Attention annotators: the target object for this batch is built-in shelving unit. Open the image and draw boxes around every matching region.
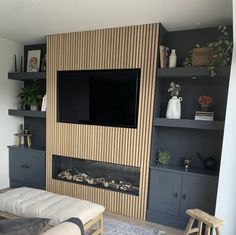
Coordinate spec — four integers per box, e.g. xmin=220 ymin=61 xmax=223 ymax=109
xmin=147 ymin=24 xmax=232 ymax=229
xmin=8 ymin=72 xmax=46 ymax=81
xmin=150 ymin=165 xmax=218 ymax=177
xmin=8 ymin=43 xmax=46 ymax=190
xmin=8 ymin=145 xmax=46 ymax=153
xmin=157 ymin=66 xmax=230 ymax=78
xmin=8 ymin=109 xmax=46 ymax=118
xmin=154 ymin=118 xmax=224 ymax=131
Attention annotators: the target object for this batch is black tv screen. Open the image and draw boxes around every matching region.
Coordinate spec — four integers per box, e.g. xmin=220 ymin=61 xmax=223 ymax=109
xmin=57 ymin=69 xmax=140 ymax=128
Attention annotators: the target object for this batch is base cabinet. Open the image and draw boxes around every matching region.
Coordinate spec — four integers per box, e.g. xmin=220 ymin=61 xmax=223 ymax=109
xmin=147 ymin=167 xmax=218 ymax=229
xmin=9 ymin=146 xmax=45 ymax=189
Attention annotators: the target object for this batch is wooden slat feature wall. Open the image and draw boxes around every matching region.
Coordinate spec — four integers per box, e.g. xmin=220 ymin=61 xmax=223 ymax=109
xmin=46 ymin=23 xmax=159 ymax=220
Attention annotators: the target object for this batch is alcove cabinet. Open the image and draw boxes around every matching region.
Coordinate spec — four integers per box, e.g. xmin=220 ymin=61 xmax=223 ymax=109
xmin=8 ymin=44 xmax=46 ymax=189
xmin=147 ymin=24 xmax=232 ymax=229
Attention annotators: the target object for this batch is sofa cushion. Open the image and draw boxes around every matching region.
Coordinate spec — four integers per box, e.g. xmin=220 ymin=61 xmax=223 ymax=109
xmin=42 ymin=221 xmax=81 ymax=235
xmin=0 ymin=217 xmax=50 ymax=235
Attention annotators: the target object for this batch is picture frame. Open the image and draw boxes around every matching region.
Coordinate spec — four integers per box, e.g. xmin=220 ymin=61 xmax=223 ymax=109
xmin=26 ymin=49 xmax=41 ymax=72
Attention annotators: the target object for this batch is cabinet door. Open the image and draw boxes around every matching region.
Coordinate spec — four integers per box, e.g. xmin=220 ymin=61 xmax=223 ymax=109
xmin=24 ymin=151 xmax=45 ymax=186
xmin=180 ymin=175 xmax=218 ymax=218
xmin=9 ymin=149 xmax=27 ymax=180
xmin=9 ymin=148 xmax=45 ymax=188
xmin=148 ymin=170 xmax=182 ymax=216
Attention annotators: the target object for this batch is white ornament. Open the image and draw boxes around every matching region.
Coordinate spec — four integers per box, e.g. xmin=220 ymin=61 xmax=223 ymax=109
xmin=169 ymin=49 xmax=177 ymax=68
xmin=166 ymin=96 xmax=183 ymax=119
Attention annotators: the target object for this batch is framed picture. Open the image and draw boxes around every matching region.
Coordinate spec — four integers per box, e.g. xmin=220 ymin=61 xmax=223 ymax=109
xmin=26 ymin=49 xmax=41 ymax=72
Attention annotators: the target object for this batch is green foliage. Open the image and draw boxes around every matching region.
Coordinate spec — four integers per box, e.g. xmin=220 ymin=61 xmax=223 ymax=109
xmin=156 ymin=151 xmax=171 ymax=165
xmin=183 ymin=26 xmax=233 ymax=77
xmin=18 ymin=82 xmax=43 ymax=109
xmin=182 ymin=44 xmax=200 ymax=68
xmin=207 ymin=26 xmax=233 ymax=77
xmin=168 ymin=82 xmax=181 ymax=97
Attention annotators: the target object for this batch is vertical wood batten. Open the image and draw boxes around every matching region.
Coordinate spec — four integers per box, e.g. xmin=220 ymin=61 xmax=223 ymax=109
xmin=46 ymin=24 xmax=159 ymax=220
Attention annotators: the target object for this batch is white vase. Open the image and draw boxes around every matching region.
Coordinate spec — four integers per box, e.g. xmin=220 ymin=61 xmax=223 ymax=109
xmin=169 ymin=49 xmax=177 ymax=68
xmin=166 ymin=96 xmax=183 ymax=119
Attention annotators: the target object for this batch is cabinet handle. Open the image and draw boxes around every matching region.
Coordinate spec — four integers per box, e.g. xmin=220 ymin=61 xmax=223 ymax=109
xmin=25 ymin=165 xmax=29 ymax=169
xmin=174 ymin=193 xmax=178 ymax=198
xmin=183 ymin=194 xmax=187 ymax=200
xmin=21 ymin=165 xmax=25 ymax=168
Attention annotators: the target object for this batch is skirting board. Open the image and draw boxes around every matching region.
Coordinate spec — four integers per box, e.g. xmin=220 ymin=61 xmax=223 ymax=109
xmin=0 ymin=179 xmax=9 ymax=190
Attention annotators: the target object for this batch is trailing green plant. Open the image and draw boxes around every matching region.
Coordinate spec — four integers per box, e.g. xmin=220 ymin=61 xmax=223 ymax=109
xmin=18 ymin=82 xmax=43 ymax=109
xmin=183 ymin=26 xmax=233 ymax=77
xmin=156 ymin=151 xmax=171 ymax=165
xmin=207 ymin=26 xmax=233 ymax=76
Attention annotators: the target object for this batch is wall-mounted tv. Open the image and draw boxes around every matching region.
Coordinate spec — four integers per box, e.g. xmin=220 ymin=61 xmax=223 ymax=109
xmin=57 ymin=69 xmax=140 ymax=128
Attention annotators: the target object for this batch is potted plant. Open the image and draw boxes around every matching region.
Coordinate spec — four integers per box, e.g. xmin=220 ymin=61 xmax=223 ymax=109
xmin=183 ymin=25 xmax=233 ymax=77
xmin=198 ymin=95 xmax=214 ymax=111
xmin=18 ymin=83 xmax=43 ymax=111
xmin=156 ymin=151 xmax=171 ymax=165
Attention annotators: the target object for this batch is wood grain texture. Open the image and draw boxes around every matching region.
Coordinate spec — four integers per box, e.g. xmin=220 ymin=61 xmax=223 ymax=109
xmin=46 ymin=23 xmax=159 ymax=220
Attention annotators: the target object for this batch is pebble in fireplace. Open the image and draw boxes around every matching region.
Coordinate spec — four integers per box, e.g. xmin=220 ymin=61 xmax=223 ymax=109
xmin=57 ymin=169 xmax=139 ymax=194
xmin=53 ymin=155 xmax=140 ymax=196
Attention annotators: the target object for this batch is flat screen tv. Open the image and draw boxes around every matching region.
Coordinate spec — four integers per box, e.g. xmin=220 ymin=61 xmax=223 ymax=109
xmin=57 ymin=69 xmax=140 ymax=128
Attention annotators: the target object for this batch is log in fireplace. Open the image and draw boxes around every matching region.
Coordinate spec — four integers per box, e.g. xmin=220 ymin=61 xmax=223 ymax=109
xmin=52 ymin=155 xmax=140 ymax=196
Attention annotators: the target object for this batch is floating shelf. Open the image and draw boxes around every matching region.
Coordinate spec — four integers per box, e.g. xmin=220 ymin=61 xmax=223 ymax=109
xmin=157 ymin=66 xmax=230 ymax=79
xmin=154 ymin=118 xmax=224 ymax=131
xmin=8 ymin=72 xmax=46 ymax=81
xmin=150 ymin=165 xmax=219 ymax=177
xmin=8 ymin=145 xmax=46 ymax=153
xmin=8 ymin=109 xmax=46 ymax=118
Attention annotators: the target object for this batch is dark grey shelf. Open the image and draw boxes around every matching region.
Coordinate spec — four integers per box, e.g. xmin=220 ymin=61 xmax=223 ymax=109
xmin=150 ymin=165 xmax=219 ymax=177
xmin=8 ymin=109 xmax=46 ymax=118
xmin=8 ymin=72 xmax=46 ymax=81
xmin=154 ymin=118 xmax=224 ymax=131
xmin=8 ymin=145 xmax=46 ymax=153
xmin=157 ymin=66 xmax=230 ymax=79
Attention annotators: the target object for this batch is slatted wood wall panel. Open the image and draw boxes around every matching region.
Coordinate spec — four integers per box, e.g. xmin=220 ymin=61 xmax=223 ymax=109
xmin=46 ymin=23 xmax=159 ymax=220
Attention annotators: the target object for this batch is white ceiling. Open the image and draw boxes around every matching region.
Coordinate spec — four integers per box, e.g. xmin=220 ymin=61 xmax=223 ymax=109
xmin=0 ymin=0 xmax=233 ymax=44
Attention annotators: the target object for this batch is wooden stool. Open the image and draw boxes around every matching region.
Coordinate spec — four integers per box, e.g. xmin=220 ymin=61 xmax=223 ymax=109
xmin=184 ymin=209 xmax=224 ymax=235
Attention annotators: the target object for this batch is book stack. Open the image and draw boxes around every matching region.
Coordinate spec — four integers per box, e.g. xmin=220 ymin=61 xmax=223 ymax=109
xmin=194 ymin=111 xmax=214 ymax=121
xmin=159 ymin=45 xmax=169 ymax=68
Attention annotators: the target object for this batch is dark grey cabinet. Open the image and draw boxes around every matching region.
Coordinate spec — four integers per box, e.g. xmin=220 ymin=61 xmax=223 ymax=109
xmin=9 ymin=146 xmax=45 ymax=189
xmin=147 ymin=167 xmax=218 ymax=229
xmin=149 ymin=170 xmax=182 ymax=216
xmin=180 ymin=175 xmax=218 ymax=218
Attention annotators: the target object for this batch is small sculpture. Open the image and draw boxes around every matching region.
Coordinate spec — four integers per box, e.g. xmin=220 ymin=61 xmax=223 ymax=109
xmin=183 ymin=157 xmax=191 ymax=170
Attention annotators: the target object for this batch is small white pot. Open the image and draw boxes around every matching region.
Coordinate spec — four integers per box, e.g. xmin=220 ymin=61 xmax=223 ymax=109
xmin=30 ymin=105 xmax=38 ymax=111
xmin=166 ymin=96 xmax=183 ymax=119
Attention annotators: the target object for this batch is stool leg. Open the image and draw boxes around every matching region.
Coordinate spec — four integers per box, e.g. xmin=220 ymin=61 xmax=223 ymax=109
xmin=197 ymin=221 xmax=203 ymax=235
xmin=184 ymin=217 xmax=195 ymax=235
xmin=205 ymin=225 xmax=211 ymax=235
xmin=215 ymin=227 xmax=221 ymax=235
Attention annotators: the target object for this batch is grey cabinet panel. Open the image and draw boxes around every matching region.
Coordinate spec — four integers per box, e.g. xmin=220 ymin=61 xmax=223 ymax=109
xmin=147 ymin=168 xmax=218 ymax=229
xmin=180 ymin=175 xmax=218 ymax=218
xmin=9 ymin=148 xmax=45 ymax=189
xmin=148 ymin=170 xmax=182 ymax=216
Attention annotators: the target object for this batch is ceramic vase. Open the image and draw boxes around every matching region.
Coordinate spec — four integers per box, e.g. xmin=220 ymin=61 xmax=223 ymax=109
xmin=169 ymin=49 xmax=177 ymax=68
xmin=166 ymin=96 xmax=183 ymax=119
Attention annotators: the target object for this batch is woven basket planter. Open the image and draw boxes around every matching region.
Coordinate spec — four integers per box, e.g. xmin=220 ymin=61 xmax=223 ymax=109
xmin=192 ymin=47 xmax=212 ymax=66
